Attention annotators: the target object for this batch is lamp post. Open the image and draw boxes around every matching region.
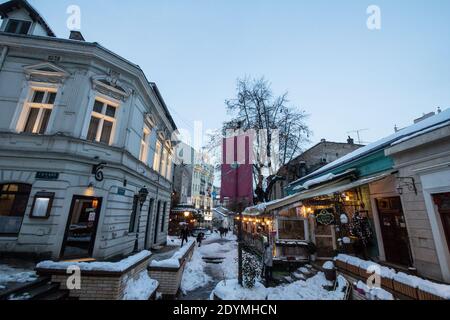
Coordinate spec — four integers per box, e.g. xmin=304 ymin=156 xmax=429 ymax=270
xmin=134 ymin=186 xmax=149 ymax=253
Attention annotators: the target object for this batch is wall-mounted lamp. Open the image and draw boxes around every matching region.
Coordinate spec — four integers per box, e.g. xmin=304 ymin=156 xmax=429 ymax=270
xmin=396 ymin=177 xmax=418 ymax=195
xmin=138 ymin=186 xmax=149 ymax=209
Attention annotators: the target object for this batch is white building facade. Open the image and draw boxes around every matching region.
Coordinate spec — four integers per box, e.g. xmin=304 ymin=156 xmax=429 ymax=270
xmin=0 ymin=1 xmax=176 ymax=260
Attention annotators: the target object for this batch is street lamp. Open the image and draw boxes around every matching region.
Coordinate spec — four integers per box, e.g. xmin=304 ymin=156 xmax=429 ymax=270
xmin=134 ymin=186 xmax=149 ymax=252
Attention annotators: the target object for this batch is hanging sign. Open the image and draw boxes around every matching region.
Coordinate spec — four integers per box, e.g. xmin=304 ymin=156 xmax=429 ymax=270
xmin=316 ymin=209 xmax=335 ymax=225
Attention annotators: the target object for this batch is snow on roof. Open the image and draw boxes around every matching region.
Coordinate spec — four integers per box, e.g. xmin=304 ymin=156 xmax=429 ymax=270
xmin=391 ymin=120 xmax=450 ymax=146
xmin=290 ymin=108 xmax=450 ymax=186
xmin=36 ymin=250 xmax=151 ymax=272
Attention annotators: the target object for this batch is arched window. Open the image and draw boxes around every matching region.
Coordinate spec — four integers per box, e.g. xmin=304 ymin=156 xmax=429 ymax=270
xmin=0 ymin=183 xmax=32 ymax=236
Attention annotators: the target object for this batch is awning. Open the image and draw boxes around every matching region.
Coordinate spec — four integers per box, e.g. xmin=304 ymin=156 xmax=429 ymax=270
xmin=244 ymin=171 xmax=393 ymax=215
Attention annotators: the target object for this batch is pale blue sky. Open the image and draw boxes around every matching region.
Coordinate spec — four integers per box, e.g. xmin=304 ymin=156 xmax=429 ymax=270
xmin=26 ymin=0 xmax=450 ymax=147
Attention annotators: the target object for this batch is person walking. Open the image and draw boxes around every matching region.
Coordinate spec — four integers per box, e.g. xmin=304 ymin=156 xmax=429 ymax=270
xmin=180 ymin=225 xmax=189 ymax=247
xmin=196 ymin=232 xmax=204 ymax=247
xmin=263 ymin=243 xmax=274 ymax=285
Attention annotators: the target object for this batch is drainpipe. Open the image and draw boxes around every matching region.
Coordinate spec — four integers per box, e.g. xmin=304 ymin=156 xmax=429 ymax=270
xmin=0 ymin=46 xmax=8 ymax=71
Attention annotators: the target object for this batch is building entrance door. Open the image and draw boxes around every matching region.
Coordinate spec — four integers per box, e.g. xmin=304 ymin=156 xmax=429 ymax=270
xmin=376 ymin=197 xmax=412 ymax=266
xmin=60 ymin=196 xmax=102 ymax=260
xmin=433 ymin=193 xmax=450 ymax=254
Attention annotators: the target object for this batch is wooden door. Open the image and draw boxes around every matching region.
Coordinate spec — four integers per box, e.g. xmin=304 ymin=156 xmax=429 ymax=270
xmin=376 ymin=197 xmax=412 ymax=266
xmin=433 ymin=193 xmax=450 ymax=253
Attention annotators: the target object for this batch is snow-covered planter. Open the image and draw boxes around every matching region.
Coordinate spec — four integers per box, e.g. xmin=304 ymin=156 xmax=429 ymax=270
xmin=345 ymin=256 xmax=362 ymax=275
xmin=148 ymin=240 xmax=195 ymax=297
xmin=333 ymin=254 xmax=349 ymax=271
xmin=417 ymin=280 xmax=450 ymax=300
xmin=36 ymin=251 xmax=154 ymax=300
xmin=323 ymin=261 xmax=336 ymax=281
xmin=393 ymin=272 xmax=421 ymax=299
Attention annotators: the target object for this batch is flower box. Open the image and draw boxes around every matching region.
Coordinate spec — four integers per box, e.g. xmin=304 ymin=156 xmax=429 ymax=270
xmin=418 ymin=289 xmax=444 ymax=300
xmin=417 ymin=280 xmax=450 ymax=300
xmin=393 ymin=280 xmax=418 ymax=299
xmin=334 ymin=254 xmax=350 ymax=272
xmin=393 ymin=273 xmax=421 ymax=300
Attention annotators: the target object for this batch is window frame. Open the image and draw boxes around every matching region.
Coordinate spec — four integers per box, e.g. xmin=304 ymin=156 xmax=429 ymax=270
xmin=139 ymin=125 xmax=151 ymax=164
xmin=29 ymin=192 xmax=55 ymax=219
xmin=85 ymin=97 xmax=119 ymax=145
xmin=0 ymin=183 xmax=32 ymax=237
xmin=153 ymin=140 xmax=162 ymax=172
xmin=4 ymin=19 xmax=32 ymax=35
xmin=19 ymin=87 xmax=58 ymax=135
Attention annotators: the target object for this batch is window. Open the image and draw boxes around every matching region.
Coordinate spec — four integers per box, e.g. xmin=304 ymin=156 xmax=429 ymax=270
xmin=139 ymin=126 xmax=151 ymax=163
xmin=5 ymin=19 xmax=31 ymax=35
xmin=160 ymin=148 xmax=168 ymax=177
xmin=166 ymin=155 xmax=173 ymax=181
xmin=0 ymin=184 xmax=31 ymax=236
xmin=153 ymin=141 xmax=162 ymax=172
xmin=278 ymin=218 xmax=307 ymax=240
xmin=129 ymin=195 xmax=139 ymax=233
xmin=86 ymin=99 xmax=117 ymax=145
xmin=21 ymin=89 xmax=57 ymax=134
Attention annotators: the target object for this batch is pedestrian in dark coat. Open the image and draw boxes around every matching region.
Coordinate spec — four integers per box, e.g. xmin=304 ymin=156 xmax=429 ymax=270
xmin=197 ymin=232 xmax=204 ymax=247
xmin=180 ymin=226 xmax=189 ymax=247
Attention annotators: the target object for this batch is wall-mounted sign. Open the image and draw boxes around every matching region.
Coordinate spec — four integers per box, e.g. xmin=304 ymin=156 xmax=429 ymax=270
xmin=117 ymin=187 xmax=126 ymax=196
xmin=36 ymin=172 xmax=59 ymax=181
xmin=316 ymin=209 xmax=335 ymax=225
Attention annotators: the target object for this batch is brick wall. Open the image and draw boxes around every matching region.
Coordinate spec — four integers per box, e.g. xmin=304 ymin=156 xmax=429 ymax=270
xmin=38 ymin=255 xmax=153 ymax=300
xmin=148 ymin=241 xmax=195 ymax=297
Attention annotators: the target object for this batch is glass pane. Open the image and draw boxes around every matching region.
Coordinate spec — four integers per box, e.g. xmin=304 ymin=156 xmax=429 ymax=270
xmin=86 ymin=117 xmax=100 ymax=141
xmin=105 ymin=105 xmax=116 ymax=118
xmin=0 ymin=184 xmax=31 ymax=235
xmin=100 ymin=120 xmax=113 ymax=144
xmin=5 ymin=20 xmax=19 ymax=33
xmin=33 ymin=198 xmax=50 ymax=217
xmin=19 ymin=21 xmax=31 ymax=34
xmin=23 ymin=108 xmax=40 ymax=133
xmin=47 ymin=92 xmax=57 ymax=105
xmin=278 ymin=219 xmax=305 ymax=240
xmin=93 ymin=100 xmax=104 ymax=113
xmin=38 ymin=109 xmax=52 ymax=134
xmin=32 ymin=91 xmax=45 ymax=103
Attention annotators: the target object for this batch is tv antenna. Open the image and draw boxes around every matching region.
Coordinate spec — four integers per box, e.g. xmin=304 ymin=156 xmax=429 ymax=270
xmin=347 ymin=128 xmax=370 ymax=145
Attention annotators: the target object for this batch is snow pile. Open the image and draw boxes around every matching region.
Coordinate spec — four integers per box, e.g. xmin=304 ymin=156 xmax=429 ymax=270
xmin=323 ymin=261 xmax=335 ymax=270
xmin=150 ymin=240 xmax=194 ymax=268
xmin=122 ymin=270 xmax=158 ymax=300
xmin=212 ymin=273 xmax=348 ymax=300
xmin=355 ymin=281 xmax=394 ymax=300
xmin=0 ymin=264 xmax=37 ymax=285
xmin=212 ymin=279 xmax=268 ymax=300
xmin=37 ymin=250 xmax=152 ymax=272
xmin=418 ymin=280 xmax=450 ymax=299
xmin=167 ymin=236 xmax=182 ymax=246
xmin=181 ymin=249 xmax=212 ymax=294
xmin=393 ymin=272 xmax=423 ymax=288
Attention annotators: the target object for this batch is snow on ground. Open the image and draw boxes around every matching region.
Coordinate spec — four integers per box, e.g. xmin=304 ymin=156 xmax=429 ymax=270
xmin=122 ymin=270 xmax=159 ymax=300
xmin=212 ymin=273 xmax=348 ymax=300
xmin=0 ymin=264 xmax=37 ymax=285
xmin=181 ymin=249 xmax=212 ymax=294
xmin=198 ymin=240 xmax=238 ymax=280
xmin=181 ymin=235 xmax=238 ymax=294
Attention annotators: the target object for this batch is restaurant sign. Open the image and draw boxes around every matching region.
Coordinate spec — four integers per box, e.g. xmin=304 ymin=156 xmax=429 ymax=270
xmin=316 ymin=209 xmax=335 ymax=225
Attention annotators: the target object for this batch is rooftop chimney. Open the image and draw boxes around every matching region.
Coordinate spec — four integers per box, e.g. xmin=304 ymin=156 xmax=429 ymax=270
xmin=347 ymin=136 xmax=354 ymax=145
xmin=69 ymin=30 xmax=85 ymax=41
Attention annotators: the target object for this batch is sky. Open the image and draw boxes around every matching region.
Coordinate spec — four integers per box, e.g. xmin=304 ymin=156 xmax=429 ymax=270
xmin=22 ymin=0 xmax=450 ymax=147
